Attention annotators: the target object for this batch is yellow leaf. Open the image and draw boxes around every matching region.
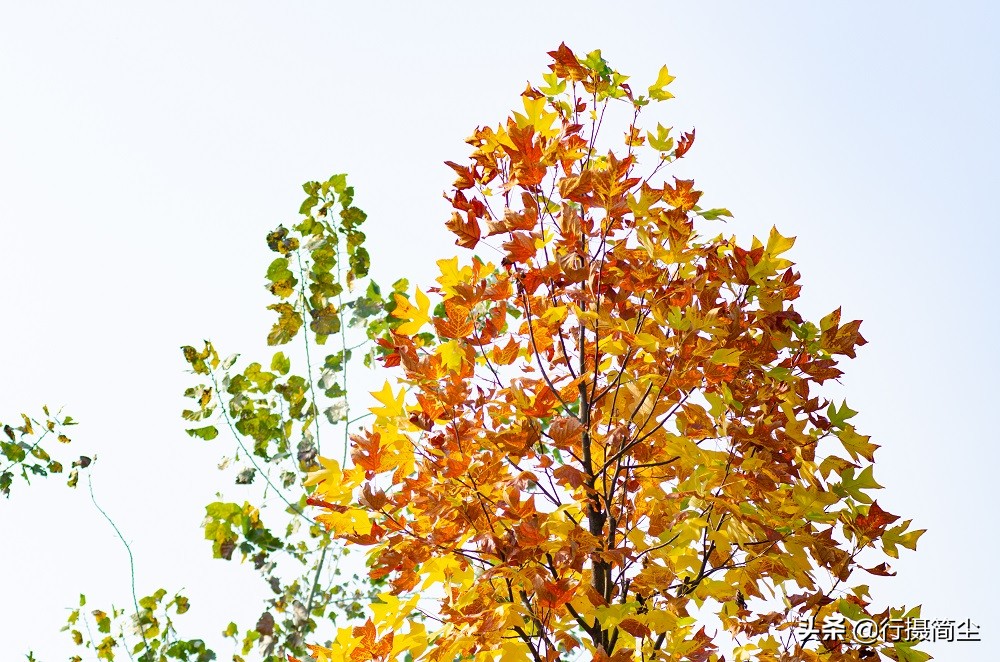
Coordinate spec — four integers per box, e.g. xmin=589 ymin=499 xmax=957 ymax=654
xmin=837 ymin=424 xmax=879 ymax=462
xmin=392 ymin=620 xmax=428 ymax=658
xmin=303 ymin=456 xmax=364 ymax=504
xmin=765 ymin=226 xmax=795 ymax=257
xmin=513 ymin=96 xmax=559 ymax=139
xmin=392 ymin=288 xmax=431 ymax=335
xmin=710 ymin=348 xmax=743 ymax=366
xmin=436 ymin=339 xmax=466 ymax=372
xmin=436 ymin=257 xmax=468 ymax=299
xmin=370 ymin=592 xmax=419 ymax=631
xmin=370 ymin=381 xmax=407 ymax=420
xmin=317 ymin=507 xmax=372 ymax=536
xmin=648 ymin=65 xmax=675 ymax=101
xmin=500 ymin=640 xmax=532 ymax=660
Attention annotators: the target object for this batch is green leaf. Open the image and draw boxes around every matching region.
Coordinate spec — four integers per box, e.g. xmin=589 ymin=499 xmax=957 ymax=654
xmin=299 ymin=195 xmax=319 ymax=215
xmin=832 ymin=465 xmax=882 ymax=503
xmin=270 ymin=351 xmax=290 ymax=375
xmin=186 ymin=426 xmax=218 ymax=441
xmin=698 ymin=208 xmax=733 ymax=221
xmin=882 ymin=520 xmax=926 ymax=558
xmin=827 ymin=400 xmax=859 ymax=428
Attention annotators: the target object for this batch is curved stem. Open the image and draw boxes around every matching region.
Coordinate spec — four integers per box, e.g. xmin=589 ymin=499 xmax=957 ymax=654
xmin=87 ymin=474 xmax=142 ymax=661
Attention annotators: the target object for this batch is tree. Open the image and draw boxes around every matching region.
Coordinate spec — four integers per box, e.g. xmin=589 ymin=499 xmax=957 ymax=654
xmin=301 ymin=44 xmax=926 ymax=662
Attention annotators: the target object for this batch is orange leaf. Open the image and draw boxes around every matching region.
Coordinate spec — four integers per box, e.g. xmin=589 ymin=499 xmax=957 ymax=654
xmin=662 ymin=178 xmax=702 ymax=211
xmin=444 ymin=161 xmax=476 ymax=190
xmin=503 ymin=232 xmax=537 ymax=264
xmin=506 ymin=124 xmax=547 ymax=188
xmin=350 ymin=430 xmax=386 ymax=475
xmin=446 ymin=211 xmax=481 ymax=249
xmin=547 ymin=42 xmax=588 ymax=81
xmin=548 ymin=416 xmax=584 ymax=447
xmin=491 ymin=338 xmax=521 ymax=366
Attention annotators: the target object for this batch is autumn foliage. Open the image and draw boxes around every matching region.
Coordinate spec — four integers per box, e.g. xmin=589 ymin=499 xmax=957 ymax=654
xmin=301 ymin=45 xmax=925 ymax=662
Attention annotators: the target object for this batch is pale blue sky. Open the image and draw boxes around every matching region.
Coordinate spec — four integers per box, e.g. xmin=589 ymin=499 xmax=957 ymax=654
xmin=2 ymin=2 xmax=997 ymax=659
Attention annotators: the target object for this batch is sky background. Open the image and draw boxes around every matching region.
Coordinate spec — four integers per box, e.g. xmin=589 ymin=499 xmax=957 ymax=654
xmin=2 ymin=1 xmax=998 ymax=660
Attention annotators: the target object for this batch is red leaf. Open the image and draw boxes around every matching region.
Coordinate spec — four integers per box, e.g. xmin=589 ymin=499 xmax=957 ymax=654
xmin=675 ymin=128 xmax=695 ymax=158
xmin=856 ymin=501 xmax=900 ymax=538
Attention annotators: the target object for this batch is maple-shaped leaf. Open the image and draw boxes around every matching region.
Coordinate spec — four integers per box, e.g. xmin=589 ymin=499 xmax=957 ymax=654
xmin=303 ymin=457 xmax=363 ymax=505
xmin=391 ymin=289 xmax=431 ymax=335
xmin=547 ymin=42 xmax=588 ymax=81
xmin=648 ymin=65 xmax=676 ymax=101
xmin=433 ymin=300 xmax=474 ymax=339
xmin=662 ymin=178 xmax=703 ymax=211
xmin=444 ymin=161 xmax=476 ymax=190
xmin=837 ymin=424 xmax=880 ymax=462
xmin=503 ymin=232 xmax=537 ymax=264
xmin=882 ymin=521 xmax=926 ymax=559
xmin=646 ymin=123 xmax=674 ymax=153
xmin=856 ymin=501 xmax=900 ymax=539
xmin=491 ymin=337 xmax=520 ymax=365
xmin=513 ymin=95 xmax=559 ymax=140
xmin=536 ymin=577 xmax=576 ymax=610
xmin=485 ymin=200 xmax=538 ymax=236
xmin=369 ymin=381 xmax=406 ymax=419
xmin=675 ymin=128 xmax=695 ymax=158
xmin=351 ymin=430 xmax=386 ymax=475
xmin=505 ymin=123 xmax=548 ymax=188
xmin=350 ymin=619 xmax=394 ymax=662
xmin=445 ymin=211 xmax=481 ymax=249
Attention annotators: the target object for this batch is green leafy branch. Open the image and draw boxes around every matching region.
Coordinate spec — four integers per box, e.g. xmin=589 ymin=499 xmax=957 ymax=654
xmin=1 ymin=406 xmax=88 ymax=497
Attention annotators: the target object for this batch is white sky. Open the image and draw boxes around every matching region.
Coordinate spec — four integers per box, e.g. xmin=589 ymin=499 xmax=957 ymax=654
xmin=2 ymin=2 xmax=998 ymax=660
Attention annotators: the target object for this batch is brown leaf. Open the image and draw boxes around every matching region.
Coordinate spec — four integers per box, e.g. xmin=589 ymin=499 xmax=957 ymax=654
xmin=255 ymin=611 xmax=275 ymax=637
xmin=862 ymin=562 xmax=897 ymax=577
xmin=553 ymin=464 xmax=587 ymax=489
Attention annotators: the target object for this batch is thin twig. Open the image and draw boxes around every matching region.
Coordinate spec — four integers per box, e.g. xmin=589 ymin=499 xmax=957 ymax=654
xmin=87 ymin=474 xmax=142 ymax=661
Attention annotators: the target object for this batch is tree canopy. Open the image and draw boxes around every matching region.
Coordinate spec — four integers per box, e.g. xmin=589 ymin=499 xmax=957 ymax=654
xmin=301 ymin=44 xmax=926 ymax=662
